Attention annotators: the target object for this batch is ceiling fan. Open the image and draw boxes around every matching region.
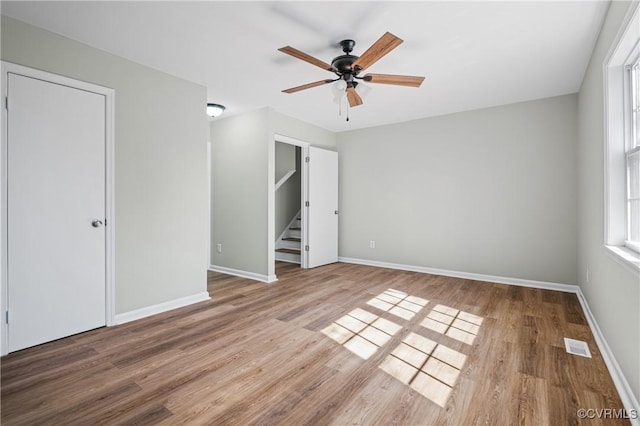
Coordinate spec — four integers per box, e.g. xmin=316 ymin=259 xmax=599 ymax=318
xmin=278 ymin=32 xmax=425 ymax=108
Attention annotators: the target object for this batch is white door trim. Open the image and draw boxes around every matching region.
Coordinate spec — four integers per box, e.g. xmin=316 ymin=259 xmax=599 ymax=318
xmin=0 ymin=62 xmax=116 ymax=355
xmin=273 ymin=134 xmax=310 ymax=271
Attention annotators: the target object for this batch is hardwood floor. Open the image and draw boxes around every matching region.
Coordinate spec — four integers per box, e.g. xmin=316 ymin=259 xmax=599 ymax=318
xmin=1 ymin=262 xmax=628 ymax=425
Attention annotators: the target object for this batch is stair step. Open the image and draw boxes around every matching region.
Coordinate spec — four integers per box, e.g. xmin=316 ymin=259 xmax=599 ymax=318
xmin=276 ymin=248 xmax=301 ymax=255
xmin=283 ymin=237 xmax=301 ymax=242
xmin=289 ymin=227 xmax=301 ymax=231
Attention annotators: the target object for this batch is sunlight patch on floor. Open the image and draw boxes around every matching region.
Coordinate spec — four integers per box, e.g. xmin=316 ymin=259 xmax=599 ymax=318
xmin=321 ymin=307 xmax=402 ymax=360
xmin=420 ymin=304 xmax=483 ymax=345
xmin=322 ymin=289 xmax=484 ymax=408
xmin=366 ymin=289 xmax=429 ymax=320
xmin=379 ymin=332 xmax=468 ymax=407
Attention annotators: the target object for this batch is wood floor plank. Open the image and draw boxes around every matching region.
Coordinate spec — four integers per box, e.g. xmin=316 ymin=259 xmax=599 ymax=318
xmin=517 ymin=373 xmax=549 ymax=426
xmin=1 ymin=262 xmax=628 ymax=425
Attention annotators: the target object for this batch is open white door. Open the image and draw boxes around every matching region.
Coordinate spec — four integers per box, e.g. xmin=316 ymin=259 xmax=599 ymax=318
xmin=307 ymin=147 xmax=338 ymax=268
xmin=6 ymin=72 xmax=107 ymax=352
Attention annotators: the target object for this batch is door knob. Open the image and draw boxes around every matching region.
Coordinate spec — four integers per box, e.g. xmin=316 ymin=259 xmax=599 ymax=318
xmin=91 ymin=220 xmax=104 ymax=228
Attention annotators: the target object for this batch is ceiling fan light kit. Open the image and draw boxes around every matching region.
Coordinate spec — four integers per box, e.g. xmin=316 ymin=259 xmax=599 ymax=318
xmin=278 ymin=32 xmax=425 ymax=121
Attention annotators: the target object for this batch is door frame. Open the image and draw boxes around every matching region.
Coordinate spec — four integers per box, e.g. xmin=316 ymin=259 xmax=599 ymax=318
xmin=271 ymin=134 xmax=309 ymax=276
xmin=0 ymin=62 xmax=116 ymax=355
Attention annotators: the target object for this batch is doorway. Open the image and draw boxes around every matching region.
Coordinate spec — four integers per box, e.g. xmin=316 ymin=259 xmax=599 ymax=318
xmin=275 ymin=142 xmax=303 ymax=265
xmin=1 ymin=62 xmax=115 ymax=354
xmin=273 ymin=135 xmax=309 ymax=272
xmin=270 ymin=134 xmax=339 ymax=279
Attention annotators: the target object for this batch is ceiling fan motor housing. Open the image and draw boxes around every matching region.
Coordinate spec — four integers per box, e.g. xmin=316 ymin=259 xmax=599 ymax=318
xmin=332 ymin=54 xmax=359 ymax=75
xmin=332 ymin=39 xmax=360 ymax=76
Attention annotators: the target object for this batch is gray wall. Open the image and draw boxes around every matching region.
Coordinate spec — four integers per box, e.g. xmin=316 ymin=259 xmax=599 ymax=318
xmin=337 ymin=94 xmax=578 ymax=285
xmin=577 ymin=1 xmax=639 ymax=400
xmin=2 ymin=17 xmax=210 ymax=313
xmin=275 ymin=142 xmax=296 ymax=183
xmin=210 ymin=108 xmax=271 ymax=276
xmin=210 ymin=108 xmax=335 ymax=278
xmin=272 ymin=111 xmax=337 ymax=151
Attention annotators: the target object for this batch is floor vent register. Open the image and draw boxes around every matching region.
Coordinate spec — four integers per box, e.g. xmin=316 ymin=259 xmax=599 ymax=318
xmin=564 ymin=337 xmax=592 ymax=358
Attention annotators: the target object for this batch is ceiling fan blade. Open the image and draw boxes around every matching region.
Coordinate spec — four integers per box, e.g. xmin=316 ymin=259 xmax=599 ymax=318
xmin=346 ymin=86 xmax=363 ymax=107
xmin=282 ymin=79 xmax=335 ymax=94
xmin=362 ymin=73 xmax=425 ymax=87
xmin=352 ymin=32 xmax=403 ymax=72
xmin=278 ymin=46 xmax=335 ymax=72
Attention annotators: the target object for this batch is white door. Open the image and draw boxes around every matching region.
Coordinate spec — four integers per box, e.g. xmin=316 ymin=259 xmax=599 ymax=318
xmin=307 ymin=147 xmax=338 ymax=268
xmin=7 ymin=72 xmax=106 ymax=352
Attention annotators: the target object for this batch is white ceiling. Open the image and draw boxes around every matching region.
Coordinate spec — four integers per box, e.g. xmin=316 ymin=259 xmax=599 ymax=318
xmin=2 ymin=1 xmax=609 ymax=132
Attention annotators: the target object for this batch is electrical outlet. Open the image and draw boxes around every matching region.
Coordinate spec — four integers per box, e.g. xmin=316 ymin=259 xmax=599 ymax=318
xmin=369 ymin=240 xmax=375 ymax=249
xmin=216 ymin=243 xmax=222 ymax=253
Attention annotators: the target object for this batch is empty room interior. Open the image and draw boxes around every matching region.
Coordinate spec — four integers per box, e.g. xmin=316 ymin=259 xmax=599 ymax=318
xmin=1 ymin=1 xmax=639 ymax=425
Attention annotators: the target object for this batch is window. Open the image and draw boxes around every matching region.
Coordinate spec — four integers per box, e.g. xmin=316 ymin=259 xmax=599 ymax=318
xmin=627 ymin=57 xmax=640 ymax=252
xmin=604 ymin=2 xmax=640 ymax=271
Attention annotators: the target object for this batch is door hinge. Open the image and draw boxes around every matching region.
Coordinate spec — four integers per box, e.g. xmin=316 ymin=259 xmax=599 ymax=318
xmin=305 ymin=156 xmax=310 ymax=163
xmin=305 ymin=201 xmax=309 ymax=207
xmin=305 ymin=245 xmax=309 ymax=252
xmin=5 ymin=311 xmax=8 ymax=324
xmin=5 ymin=97 xmax=7 ymax=110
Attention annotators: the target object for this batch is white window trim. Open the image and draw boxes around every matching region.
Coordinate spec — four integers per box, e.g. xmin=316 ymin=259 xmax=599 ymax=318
xmin=625 ymin=239 xmax=640 ymax=253
xmin=603 ymin=0 xmax=640 ymax=275
xmin=626 ymin=55 xmax=640 ymax=252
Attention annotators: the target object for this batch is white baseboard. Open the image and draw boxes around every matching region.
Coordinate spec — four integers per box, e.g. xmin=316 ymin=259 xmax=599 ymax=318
xmin=338 ymin=256 xmax=639 ymax=418
xmin=114 ymin=291 xmax=211 ymax=325
xmin=575 ymin=290 xmax=640 ymax=425
xmin=209 ymin=264 xmax=278 ymax=283
xmin=338 ymin=257 xmax=579 ymax=293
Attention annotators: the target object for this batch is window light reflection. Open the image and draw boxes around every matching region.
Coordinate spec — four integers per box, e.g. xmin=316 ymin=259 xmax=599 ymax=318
xmin=420 ymin=304 xmax=483 ymax=345
xmin=321 ymin=307 xmax=401 ymax=360
xmin=379 ymin=332 xmax=467 ymax=407
xmin=366 ymin=288 xmax=429 ymax=320
xmin=320 ymin=290 xmax=485 ymax=409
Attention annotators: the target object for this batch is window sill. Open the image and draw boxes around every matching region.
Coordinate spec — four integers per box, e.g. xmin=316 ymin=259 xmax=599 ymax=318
xmin=605 ymin=245 xmax=640 ymax=276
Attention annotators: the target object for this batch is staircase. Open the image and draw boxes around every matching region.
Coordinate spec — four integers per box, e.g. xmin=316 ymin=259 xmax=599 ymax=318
xmin=275 ymin=214 xmax=302 ymax=264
